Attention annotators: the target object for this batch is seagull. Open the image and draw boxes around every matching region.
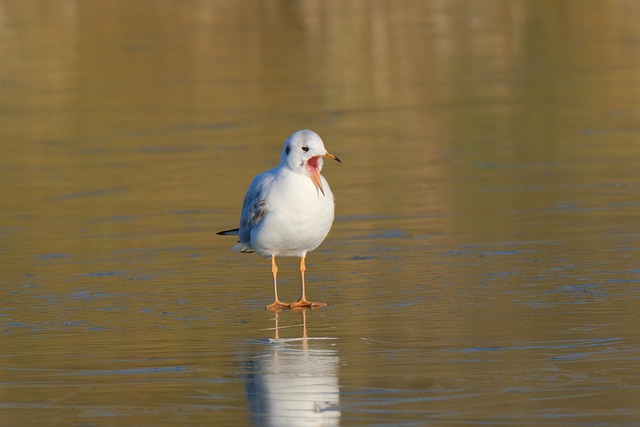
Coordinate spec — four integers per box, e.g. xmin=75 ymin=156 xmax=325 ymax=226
xmin=217 ymin=129 xmax=341 ymax=311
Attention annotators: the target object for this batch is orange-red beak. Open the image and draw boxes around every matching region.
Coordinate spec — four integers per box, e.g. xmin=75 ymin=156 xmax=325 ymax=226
xmin=324 ymin=152 xmax=341 ymax=163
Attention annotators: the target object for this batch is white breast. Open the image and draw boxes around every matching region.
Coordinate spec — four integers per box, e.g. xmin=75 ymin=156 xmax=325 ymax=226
xmin=250 ymin=169 xmax=335 ymax=257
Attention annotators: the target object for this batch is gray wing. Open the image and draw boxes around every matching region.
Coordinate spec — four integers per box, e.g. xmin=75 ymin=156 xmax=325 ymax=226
xmin=235 ymin=172 xmax=274 ymax=252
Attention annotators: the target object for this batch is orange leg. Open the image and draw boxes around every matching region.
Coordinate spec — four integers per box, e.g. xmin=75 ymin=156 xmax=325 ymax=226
xmin=266 ymin=255 xmax=290 ymax=311
xmin=290 ymin=254 xmax=328 ymax=309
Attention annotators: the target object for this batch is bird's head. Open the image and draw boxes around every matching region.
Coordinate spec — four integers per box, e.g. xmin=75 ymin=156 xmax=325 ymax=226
xmin=280 ymin=129 xmax=341 ymax=195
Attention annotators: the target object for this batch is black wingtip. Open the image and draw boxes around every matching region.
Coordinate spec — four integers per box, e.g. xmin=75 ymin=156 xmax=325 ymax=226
xmin=217 ymin=228 xmax=239 ymax=236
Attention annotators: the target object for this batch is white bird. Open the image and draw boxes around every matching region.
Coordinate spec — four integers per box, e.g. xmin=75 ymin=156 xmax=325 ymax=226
xmin=218 ymin=129 xmax=341 ymax=311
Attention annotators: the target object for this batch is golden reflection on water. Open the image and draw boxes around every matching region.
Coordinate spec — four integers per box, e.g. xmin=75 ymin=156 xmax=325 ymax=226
xmin=1 ymin=1 xmax=640 ymax=425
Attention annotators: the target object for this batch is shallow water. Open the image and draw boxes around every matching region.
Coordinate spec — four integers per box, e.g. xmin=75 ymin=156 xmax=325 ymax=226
xmin=2 ymin=1 xmax=640 ymax=426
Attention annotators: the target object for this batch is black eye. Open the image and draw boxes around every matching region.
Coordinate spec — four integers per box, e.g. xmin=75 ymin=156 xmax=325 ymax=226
xmin=301 ymin=146 xmax=309 ymax=152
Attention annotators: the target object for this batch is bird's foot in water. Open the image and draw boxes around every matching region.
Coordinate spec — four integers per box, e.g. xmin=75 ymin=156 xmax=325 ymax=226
xmin=290 ymin=299 xmax=328 ymax=309
xmin=266 ymin=300 xmax=290 ymax=311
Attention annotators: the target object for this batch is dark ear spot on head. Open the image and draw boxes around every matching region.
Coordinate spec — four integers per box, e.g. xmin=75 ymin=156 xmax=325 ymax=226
xmin=285 ymin=146 xmax=291 ymax=156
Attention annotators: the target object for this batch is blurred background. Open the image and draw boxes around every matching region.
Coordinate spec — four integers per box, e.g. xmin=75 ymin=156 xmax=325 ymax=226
xmin=1 ymin=1 xmax=639 ymax=425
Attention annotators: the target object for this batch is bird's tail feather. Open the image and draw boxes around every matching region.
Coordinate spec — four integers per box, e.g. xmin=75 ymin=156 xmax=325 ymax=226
xmin=232 ymin=243 xmax=255 ymax=253
xmin=216 ymin=228 xmax=239 ymax=236
xmin=217 ymin=228 xmax=254 ymax=252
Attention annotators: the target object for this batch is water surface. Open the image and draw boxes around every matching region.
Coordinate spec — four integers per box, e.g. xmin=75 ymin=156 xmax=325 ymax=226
xmin=1 ymin=1 xmax=640 ymax=426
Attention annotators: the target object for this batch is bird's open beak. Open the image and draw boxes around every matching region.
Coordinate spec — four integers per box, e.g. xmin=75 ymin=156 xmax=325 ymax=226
xmin=324 ymin=152 xmax=341 ymax=164
xmin=306 ymin=152 xmax=340 ymax=196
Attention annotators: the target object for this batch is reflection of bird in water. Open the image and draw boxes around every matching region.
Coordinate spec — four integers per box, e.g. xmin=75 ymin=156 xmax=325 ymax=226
xmin=217 ymin=129 xmax=341 ymax=311
xmin=244 ymin=310 xmax=341 ymax=426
